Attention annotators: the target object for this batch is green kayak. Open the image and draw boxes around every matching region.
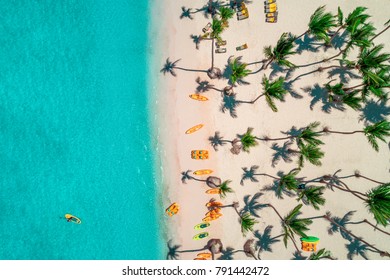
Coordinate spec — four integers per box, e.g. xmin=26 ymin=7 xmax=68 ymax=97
xmin=194 ymin=222 xmax=210 ymax=230
xmin=193 ymin=232 xmax=209 ymax=240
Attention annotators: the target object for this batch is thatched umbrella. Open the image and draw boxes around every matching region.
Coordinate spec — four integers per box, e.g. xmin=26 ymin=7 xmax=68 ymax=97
xmin=243 ymin=239 xmax=258 ymax=260
xmin=207 ymin=67 xmax=222 ymax=79
xmin=207 ymin=239 xmax=223 ymax=260
xmin=230 ymin=138 xmax=242 ymax=155
xmin=206 ymin=176 xmax=222 ymax=188
xmin=223 ymin=86 xmax=234 ymax=96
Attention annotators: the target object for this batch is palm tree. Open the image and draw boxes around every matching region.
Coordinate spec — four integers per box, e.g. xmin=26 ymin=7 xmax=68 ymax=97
xmin=228 ymin=56 xmax=252 ymax=86
xmin=266 ymin=204 xmax=312 ymax=254
xmin=323 ymin=181 xmax=390 ymax=227
xmin=240 ymin=212 xmax=257 ymax=236
xmin=278 ymin=169 xmax=300 ymax=195
xmin=219 ymin=180 xmax=234 ymax=198
xmin=208 ymin=18 xmax=224 ymax=79
xmin=296 ymin=122 xmax=324 ymax=147
xmin=323 ymin=120 xmax=390 ymax=151
xmin=365 ymin=183 xmax=390 ymax=227
xmin=308 ymin=248 xmax=334 ymax=260
xmin=218 ymin=6 xmax=234 ymax=27
xmin=329 ymin=6 xmax=370 ymax=44
xmin=325 ymin=82 xmax=363 ymax=110
xmin=288 ymin=143 xmax=324 ymax=168
xmin=296 ymin=5 xmax=337 ymax=45
xmin=262 ymin=32 xmax=296 ymax=70
xmin=239 ymin=127 xmax=258 ymax=152
xmin=297 ymin=186 xmax=326 ymax=210
xmin=243 ymin=75 xmax=287 ymax=112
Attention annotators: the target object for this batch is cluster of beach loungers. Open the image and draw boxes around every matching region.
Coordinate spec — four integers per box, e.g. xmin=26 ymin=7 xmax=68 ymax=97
xmin=236 ymin=2 xmax=249 ymax=21
xmin=264 ymin=0 xmax=278 ymax=23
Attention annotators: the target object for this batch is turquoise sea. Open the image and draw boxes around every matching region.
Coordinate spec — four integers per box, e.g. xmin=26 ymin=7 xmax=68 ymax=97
xmin=0 ymin=0 xmax=162 ymax=259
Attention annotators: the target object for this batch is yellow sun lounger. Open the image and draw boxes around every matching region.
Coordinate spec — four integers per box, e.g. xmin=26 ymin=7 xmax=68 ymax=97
xmin=264 ymin=0 xmax=276 ymax=4
xmin=266 ymin=3 xmax=277 ymax=9
xmin=266 ymin=17 xmax=277 ymax=23
xmin=265 ymin=6 xmax=277 ymax=13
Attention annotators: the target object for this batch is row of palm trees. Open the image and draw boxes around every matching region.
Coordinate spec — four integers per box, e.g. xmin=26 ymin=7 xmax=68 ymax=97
xmin=209 ymin=120 xmax=390 ymax=170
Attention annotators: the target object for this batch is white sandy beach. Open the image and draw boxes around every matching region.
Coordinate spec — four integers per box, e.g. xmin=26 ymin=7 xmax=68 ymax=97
xmin=150 ymin=0 xmax=390 ymax=260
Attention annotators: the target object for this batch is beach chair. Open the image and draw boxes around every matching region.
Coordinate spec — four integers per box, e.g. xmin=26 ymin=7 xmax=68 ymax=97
xmin=237 ymin=13 xmax=249 ymax=20
xmin=265 ymin=6 xmax=277 ymax=13
xmin=265 ymin=3 xmax=277 ymax=9
xmin=266 ymin=12 xmax=278 ymax=18
xmin=215 ymin=48 xmax=227 ymax=53
xmin=266 ymin=17 xmax=277 ymax=23
xmin=236 ymin=43 xmax=248 ymax=51
xmin=216 ymin=40 xmax=227 ymax=47
xmin=264 ymin=0 xmax=276 ymax=4
xmin=237 ymin=8 xmax=248 ymax=16
xmin=202 ymin=22 xmax=211 ymax=33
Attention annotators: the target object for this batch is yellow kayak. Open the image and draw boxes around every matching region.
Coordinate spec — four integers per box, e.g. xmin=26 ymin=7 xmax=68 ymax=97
xmin=189 ymin=94 xmax=208 ymax=101
xmin=65 ymin=214 xmax=81 ymax=224
xmin=197 ymin=252 xmax=212 ymax=259
xmin=193 ymin=169 xmax=213 ymax=175
xmin=205 ymin=188 xmax=220 ymax=194
xmin=193 ymin=232 xmax=209 ymax=240
xmin=185 ymin=124 xmax=204 ymax=134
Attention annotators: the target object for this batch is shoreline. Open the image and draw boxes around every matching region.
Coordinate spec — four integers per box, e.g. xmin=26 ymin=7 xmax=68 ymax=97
xmin=154 ymin=0 xmax=390 ymax=260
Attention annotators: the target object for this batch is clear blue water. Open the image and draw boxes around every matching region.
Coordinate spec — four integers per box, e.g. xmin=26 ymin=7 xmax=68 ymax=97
xmin=0 ymin=0 xmax=161 ymax=259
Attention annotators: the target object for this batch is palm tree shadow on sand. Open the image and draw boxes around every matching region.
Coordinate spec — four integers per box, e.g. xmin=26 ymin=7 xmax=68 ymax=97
xmin=346 ymin=239 xmax=375 ymax=260
xmin=359 ymin=98 xmax=390 ymax=125
xmin=221 ymin=94 xmax=240 ymax=118
xmin=295 ymin=34 xmax=321 ymax=54
xmin=217 ymin=247 xmax=236 ymax=260
xmin=327 ymin=67 xmax=360 ymax=84
xmin=302 ymin=83 xmax=345 ymax=113
xmin=240 ymin=193 xmax=266 ymax=218
xmin=254 ymin=225 xmax=281 ymax=253
xmin=271 ymin=141 xmax=294 ymax=167
xmin=262 ymin=180 xmax=295 ymax=199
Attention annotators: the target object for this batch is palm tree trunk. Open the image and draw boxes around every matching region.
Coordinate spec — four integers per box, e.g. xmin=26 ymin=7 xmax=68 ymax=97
xmin=343 ymin=83 xmax=364 ymax=91
xmin=174 ymin=66 xmax=208 ymax=73
xmin=323 ymin=215 xmax=390 ymax=258
xmin=290 ymin=65 xmax=340 ymax=82
xmin=347 ymin=219 xmax=390 ymax=237
xmin=237 ymin=94 xmax=265 ymax=104
xmin=189 ymin=176 xmax=208 ymax=183
xmin=353 ymin=174 xmax=385 ymax=185
xmin=370 ymin=24 xmax=390 ymax=42
xmin=324 ymin=130 xmax=364 ymax=135
xmin=266 ymin=204 xmax=303 ymax=255
xmin=253 ymin=173 xmax=280 ymax=180
xmin=256 ymin=135 xmax=294 ymax=141
xmin=295 ymin=30 xmax=308 ymax=41
xmin=211 ymin=37 xmax=215 ymax=69
xmin=329 ymin=25 xmax=345 ymax=44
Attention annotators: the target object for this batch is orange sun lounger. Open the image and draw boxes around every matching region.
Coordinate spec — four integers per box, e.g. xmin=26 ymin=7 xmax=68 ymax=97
xmin=165 ymin=202 xmax=179 ymax=217
xmin=191 ymin=150 xmax=209 ymax=160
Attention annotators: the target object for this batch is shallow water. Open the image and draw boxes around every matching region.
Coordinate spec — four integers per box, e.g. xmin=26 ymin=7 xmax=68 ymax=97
xmin=0 ymin=0 xmax=160 ymax=259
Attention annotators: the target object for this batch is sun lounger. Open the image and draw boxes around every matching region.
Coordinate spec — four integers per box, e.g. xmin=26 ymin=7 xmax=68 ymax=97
xmin=237 ymin=8 xmax=248 ymax=16
xmin=265 ymin=3 xmax=277 ymax=9
xmin=236 ymin=43 xmax=248 ymax=51
xmin=215 ymin=48 xmax=227 ymax=54
xmin=265 ymin=6 xmax=277 ymax=13
xmin=264 ymin=0 xmax=276 ymax=4
xmin=216 ymin=40 xmax=227 ymax=47
xmin=202 ymin=22 xmax=211 ymax=33
xmin=266 ymin=17 xmax=277 ymax=23
xmin=266 ymin=12 xmax=278 ymax=18
xmin=237 ymin=13 xmax=249 ymax=20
